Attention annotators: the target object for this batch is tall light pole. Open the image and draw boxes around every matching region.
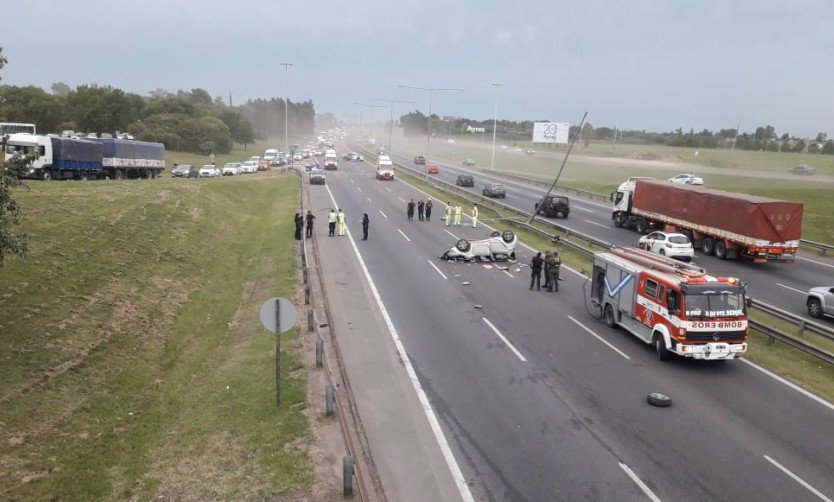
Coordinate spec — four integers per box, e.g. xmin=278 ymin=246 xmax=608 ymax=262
xmin=278 ymin=62 xmax=293 ymax=161
xmin=490 ymin=83 xmax=503 ymax=171
xmin=355 ymin=102 xmax=385 ymax=147
xmin=398 ymin=85 xmax=464 ymax=169
xmin=373 ymin=98 xmax=414 ymax=151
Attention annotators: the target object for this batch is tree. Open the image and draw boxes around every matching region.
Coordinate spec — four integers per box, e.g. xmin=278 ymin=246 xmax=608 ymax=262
xmin=399 ymin=111 xmax=428 ymax=136
xmin=65 ymin=84 xmax=144 ymax=134
xmin=816 ymin=132 xmax=827 ymax=142
xmin=50 ymin=82 xmax=71 ymax=97
xmin=822 ymin=140 xmax=834 ymax=155
xmin=0 ymin=47 xmax=6 ymax=81
xmin=0 ymin=85 xmax=65 ymax=133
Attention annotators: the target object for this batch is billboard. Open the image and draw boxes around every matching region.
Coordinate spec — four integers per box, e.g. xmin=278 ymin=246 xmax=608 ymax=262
xmin=532 ymin=122 xmax=569 ymax=144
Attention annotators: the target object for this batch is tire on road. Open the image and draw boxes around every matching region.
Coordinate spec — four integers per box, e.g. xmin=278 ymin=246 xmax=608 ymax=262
xmin=647 ymin=392 xmax=672 ymax=407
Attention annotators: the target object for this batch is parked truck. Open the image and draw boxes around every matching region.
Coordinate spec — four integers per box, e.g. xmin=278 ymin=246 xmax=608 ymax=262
xmin=3 ymin=133 xmax=165 ymax=180
xmin=612 ymin=178 xmax=803 ymax=263
xmin=591 ymin=246 xmax=749 ymax=361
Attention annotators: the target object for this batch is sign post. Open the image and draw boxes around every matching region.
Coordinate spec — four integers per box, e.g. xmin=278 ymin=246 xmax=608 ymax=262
xmin=260 ymin=297 xmax=297 ymax=406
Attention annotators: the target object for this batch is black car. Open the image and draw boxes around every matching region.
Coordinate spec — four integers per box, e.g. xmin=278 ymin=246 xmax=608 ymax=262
xmin=309 ymin=168 xmax=326 ymax=185
xmin=535 ymin=195 xmax=570 ymax=218
xmin=456 ymin=174 xmax=474 ymax=187
xmin=482 ymin=183 xmax=506 ymax=198
xmin=171 ymin=164 xmax=198 ymax=178
xmin=462 ymin=158 xmax=476 ymax=167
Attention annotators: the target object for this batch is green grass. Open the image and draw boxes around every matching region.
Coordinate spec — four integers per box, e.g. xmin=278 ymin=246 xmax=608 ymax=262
xmin=392 ymin=135 xmax=834 ymax=243
xmin=0 ymin=169 xmax=311 ymax=498
xmin=372 ymin=141 xmax=834 ymax=404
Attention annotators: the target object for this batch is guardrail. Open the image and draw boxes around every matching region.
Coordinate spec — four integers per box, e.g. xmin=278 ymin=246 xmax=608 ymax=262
xmin=800 ymin=239 xmax=834 ymax=255
xmin=354 ymin=142 xmax=834 ymax=367
xmin=478 ymin=168 xmax=613 ymax=202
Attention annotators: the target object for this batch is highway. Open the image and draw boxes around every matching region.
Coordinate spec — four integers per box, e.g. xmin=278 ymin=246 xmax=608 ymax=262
xmin=381 ymin=149 xmax=834 ymax=324
xmin=308 ymin=152 xmax=834 ymax=501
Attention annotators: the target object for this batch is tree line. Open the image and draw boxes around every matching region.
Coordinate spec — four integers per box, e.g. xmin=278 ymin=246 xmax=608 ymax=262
xmin=0 ymin=83 xmax=316 ymax=155
xmin=398 ymin=111 xmax=834 ymax=155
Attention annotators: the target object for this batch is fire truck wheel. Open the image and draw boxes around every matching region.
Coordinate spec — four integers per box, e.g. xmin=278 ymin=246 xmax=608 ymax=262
xmin=647 ymin=392 xmax=672 ymax=407
xmin=654 ymin=333 xmax=671 ymax=361
xmin=604 ymin=305 xmax=617 ymax=328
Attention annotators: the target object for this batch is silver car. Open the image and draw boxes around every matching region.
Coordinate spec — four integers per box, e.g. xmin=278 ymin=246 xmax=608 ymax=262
xmin=807 ymin=286 xmax=834 ymax=319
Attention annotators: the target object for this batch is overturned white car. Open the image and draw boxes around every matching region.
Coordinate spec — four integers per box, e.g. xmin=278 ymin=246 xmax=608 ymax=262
xmin=441 ymin=230 xmax=518 ymax=261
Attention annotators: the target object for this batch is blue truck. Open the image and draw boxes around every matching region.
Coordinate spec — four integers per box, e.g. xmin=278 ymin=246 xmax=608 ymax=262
xmin=2 ymin=133 xmax=166 ymax=180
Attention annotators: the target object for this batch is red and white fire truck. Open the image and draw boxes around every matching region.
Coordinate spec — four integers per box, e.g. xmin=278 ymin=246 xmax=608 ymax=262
xmin=590 ymin=247 xmax=749 ymax=361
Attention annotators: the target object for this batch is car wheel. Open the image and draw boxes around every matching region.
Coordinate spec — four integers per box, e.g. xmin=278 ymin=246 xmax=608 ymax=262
xmin=654 ymin=332 xmax=671 ymax=361
xmin=613 ymin=213 xmax=626 ymax=228
xmin=702 ymin=237 xmax=715 ymax=256
xmin=604 ymin=305 xmax=617 ymax=328
xmin=501 ymin=230 xmax=515 ymax=243
xmin=455 ymin=239 xmax=471 ymax=253
xmin=807 ymin=298 xmax=823 ymax=318
xmin=715 ymin=241 xmax=727 ymax=260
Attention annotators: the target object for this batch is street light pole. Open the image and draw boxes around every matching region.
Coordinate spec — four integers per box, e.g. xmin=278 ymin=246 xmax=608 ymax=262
xmin=490 ymin=83 xmax=502 ymax=171
xmin=398 ymin=85 xmax=464 ymax=174
xmin=373 ymin=98 xmax=414 ymax=152
xmin=355 ymin=102 xmax=385 ymax=147
xmin=278 ymin=62 xmax=293 ymax=161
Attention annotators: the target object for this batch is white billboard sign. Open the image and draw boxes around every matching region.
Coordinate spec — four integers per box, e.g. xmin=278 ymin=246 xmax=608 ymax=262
xmin=466 ymin=125 xmax=486 ymax=133
xmin=533 ymin=122 xmax=569 ymax=144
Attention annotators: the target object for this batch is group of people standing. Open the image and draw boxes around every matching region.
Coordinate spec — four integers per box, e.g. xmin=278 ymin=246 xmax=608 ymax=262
xmin=297 ymin=209 xmax=370 ymax=240
xmin=529 ymin=250 xmax=562 ymax=292
xmin=442 ymin=202 xmax=478 ymax=228
xmin=294 ymin=211 xmax=317 ymax=240
xmin=406 ymin=199 xmax=434 ymax=221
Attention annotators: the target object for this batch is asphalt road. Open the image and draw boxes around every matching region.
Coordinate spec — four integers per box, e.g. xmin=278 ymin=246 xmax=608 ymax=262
xmin=383 ymin=149 xmax=834 ymax=324
xmin=308 ymin=152 xmax=834 ymax=501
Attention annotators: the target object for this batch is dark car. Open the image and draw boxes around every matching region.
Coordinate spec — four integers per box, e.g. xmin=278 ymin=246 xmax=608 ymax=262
xmin=462 ymin=158 xmax=476 ymax=167
xmin=171 ymin=164 xmax=198 ymax=178
xmin=414 ymin=155 xmax=426 ymax=165
xmin=789 ymin=164 xmax=816 ymax=175
xmin=456 ymin=174 xmax=474 ymax=187
xmin=482 ymin=183 xmax=506 ymax=198
xmin=535 ymin=195 xmax=570 ymax=218
xmin=309 ymin=168 xmax=326 ymax=185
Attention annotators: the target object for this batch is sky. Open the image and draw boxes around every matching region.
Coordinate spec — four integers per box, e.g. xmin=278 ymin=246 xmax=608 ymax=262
xmin=2 ymin=0 xmax=833 ymax=137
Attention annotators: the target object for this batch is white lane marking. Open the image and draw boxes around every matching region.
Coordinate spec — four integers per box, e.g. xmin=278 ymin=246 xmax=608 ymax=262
xmin=739 ymin=358 xmax=834 ymax=412
xmin=324 ymin=184 xmax=475 ymax=502
xmin=483 ymin=318 xmax=527 ymax=362
xmin=584 ymin=219 xmax=610 ymax=229
xmin=572 ymin=206 xmax=595 ymax=213
xmin=398 ymin=229 xmax=412 ymax=242
xmin=428 ymin=260 xmax=448 ymax=280
xmin=776 ymin=283 xmax=805 ymax=294
xmin=567 ymin=315 xmax=631 ymax=360
xmin=796 ymin=255 xmax=834 ymax=269
xmin=366 ymin=196 xmax=372 ymax=202
xmin=349 ymin=179 xmax=355 ymax=184
xmin=619 ymin=463 xmax=661 ymax=502
xmin=386 ymin=187 xmax=392 ymax=192
xmin=379 ymin=209 xmax=388 ymax=219
xmin=356 ymin=186 xmax=363 ymax=192
xmin=398 ymin=196 xmax=407 ymax=203
xmin=444 ymin=229 xmax=459 ymax=239
xmin=506 ymin=194 xmax=518 ymax=199
xmin=763 ymin=455 xmax=832 ymax=502
xmin=502 ymin=269 xmax=514 ymax=278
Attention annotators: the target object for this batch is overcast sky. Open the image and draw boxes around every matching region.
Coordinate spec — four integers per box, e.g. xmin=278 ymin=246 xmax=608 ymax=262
xmin=2 ymin=0 xmax=833 ymax=137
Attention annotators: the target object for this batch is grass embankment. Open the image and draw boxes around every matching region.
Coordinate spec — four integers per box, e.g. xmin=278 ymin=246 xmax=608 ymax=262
xmin=383 ymin=148 xmax=834 ymax=403
xmin=0 ymin=170 xmax=312 ymax=498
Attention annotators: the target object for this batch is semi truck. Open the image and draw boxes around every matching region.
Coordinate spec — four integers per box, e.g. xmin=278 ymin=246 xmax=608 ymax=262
xmin=3 ymin=133 xmax=165 ymax=180
xmin=612 ymin=178 xmax=803 ymax=263
xmin=591 ymin=246 xmax=749 ymax=361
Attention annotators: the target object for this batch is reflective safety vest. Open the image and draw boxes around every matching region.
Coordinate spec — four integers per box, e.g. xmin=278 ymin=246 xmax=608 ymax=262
xmin=328 ymin=212 xmax=337 ymax=223
xmin=472 ymin=206 xmax=479 ymax=218
xmin=337 ymin=212 xmax=345 ymax=223
xmin=454 ymin=206 xmax=462 ymax=216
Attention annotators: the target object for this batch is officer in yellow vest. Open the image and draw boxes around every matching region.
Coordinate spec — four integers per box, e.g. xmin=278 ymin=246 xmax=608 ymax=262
xmin=471 ymin=204 xmax=479 ymax=228
xmin=337 ymin=209 xmax=346 ymax=236
xmin=328 ymin=209 xmax=337 ymax=237
xmin=454 ymin=204 xmax=462 ymax=226
xmin=444 ymin=202 xmax=452 ymax=227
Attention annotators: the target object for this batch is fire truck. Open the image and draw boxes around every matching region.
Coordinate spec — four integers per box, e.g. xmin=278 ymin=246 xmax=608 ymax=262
xmin=590 ymin=247 xmax=749 ymax=361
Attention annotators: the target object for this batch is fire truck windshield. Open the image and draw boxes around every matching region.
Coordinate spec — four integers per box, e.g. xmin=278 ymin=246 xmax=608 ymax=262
xmin=682 ymin=286 xmax=745 ymax=319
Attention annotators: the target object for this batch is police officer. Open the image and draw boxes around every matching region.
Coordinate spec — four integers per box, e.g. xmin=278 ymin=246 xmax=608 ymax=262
xmin=305 ymin=210 xmax=315 ymax=238
xmin=337 ymin=209 xmax=346 ymax=236
xmin=550 ymin=250 xmax=562 ymax=292
xmin=425 ymin=199 xmax=433 ymax=221
xmin=417 ymin=199 xmax=425 ymax=221
xmin=454 ymin=204 xmax=462 ymax=226
xmin=361 ymin=213 xmax=369 ymax=240
xmin=530 ymin=252 xmax=544 ymax=291
xmin=328 ymin=209 xmax=337 ymax=237
xmin=471 ymin=204 xmax=479 ymax=228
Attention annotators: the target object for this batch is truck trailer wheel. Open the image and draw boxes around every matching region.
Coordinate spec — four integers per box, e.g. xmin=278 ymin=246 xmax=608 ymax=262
xmin=604 ymin=305 xmax=618 ymax=328
xmin=702 ymin=237 xmax=715 ymax=256
xmin=714 ymin=241 xmax=727 ymax=260
xmin=635 ymin=220 xmax=648 ymax=234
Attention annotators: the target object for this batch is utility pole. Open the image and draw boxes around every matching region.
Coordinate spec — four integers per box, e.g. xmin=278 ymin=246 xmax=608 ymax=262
xmin=278 ymin=62 xmax=293 ymax=160
xmin=373 ymin=98 xmax=414 ymax=151
xmin=732 ymin=123 xmax=740 ymax=151
xmin=355 ymin=102 xmax=385 ymax=147
xmin=490 ymin=83 xmax=503 ymax=171
xmin=398 ymin=85 xmax=464 ymax=177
